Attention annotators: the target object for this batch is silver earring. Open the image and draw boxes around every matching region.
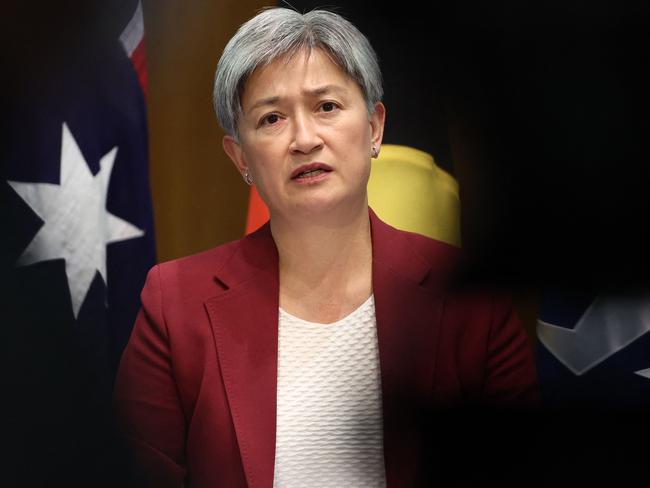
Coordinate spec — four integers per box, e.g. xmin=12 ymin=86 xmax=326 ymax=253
xmin=242 ymin=170 xmax=253 ymax=186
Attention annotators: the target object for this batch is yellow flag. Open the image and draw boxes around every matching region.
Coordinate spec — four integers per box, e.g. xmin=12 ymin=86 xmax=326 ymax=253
xmin=368 ymin=144 xmax=460 ymax=246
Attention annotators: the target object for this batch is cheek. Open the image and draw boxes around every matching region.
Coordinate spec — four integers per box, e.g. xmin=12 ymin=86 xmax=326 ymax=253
xmin=345 ymin=113 xmax=373 ymax=146
xmin=242 ymin=142 xmax=272 ymax=174
xmin=242 ymin=146 xmax=285 ymax=199
xmin=339 ymin=117 xmax=372 ymax=161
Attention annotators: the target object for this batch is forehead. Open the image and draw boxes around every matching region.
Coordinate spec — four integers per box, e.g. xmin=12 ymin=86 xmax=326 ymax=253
xmin=240 ymin=48 xmax=362 ymax=109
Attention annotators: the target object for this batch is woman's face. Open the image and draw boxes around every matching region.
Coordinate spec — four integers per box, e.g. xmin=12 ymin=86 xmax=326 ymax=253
xmin=223 ymin=48 xmax=385 ymax=220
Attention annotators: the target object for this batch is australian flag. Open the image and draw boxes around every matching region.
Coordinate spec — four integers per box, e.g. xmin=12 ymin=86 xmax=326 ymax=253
xmin=534 ymin=291 xmax=650 ymax=484
xmin=1 ymin=1 xmax=154 ymax=485
xmin=537 ymin=291 xmax=650 ymax=409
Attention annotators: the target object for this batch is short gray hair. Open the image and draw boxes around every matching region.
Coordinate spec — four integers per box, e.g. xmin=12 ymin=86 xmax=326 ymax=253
xmin=213 ymin=7 xmax=383 ymax=139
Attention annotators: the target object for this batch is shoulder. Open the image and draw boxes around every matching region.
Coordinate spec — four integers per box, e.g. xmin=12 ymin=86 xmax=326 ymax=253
xmin=370 ymin=208 xmax=460 ymax=261
xmin=370 ymin=210 xmax=461 ymax=288
xmin=400 ymin=227 xmax=460 ymax=265
xmin=146 ymin=221 xmax=276 ymax=296
xmin=132 ymin=244 xmax=234 ymax=318
xmin=399 ymin=228 xmax=464 ymax=291
xmin=154 ymin=238 xmax=241 ymax=283
xmin=135 ymin=236 xmax=249 ymax=322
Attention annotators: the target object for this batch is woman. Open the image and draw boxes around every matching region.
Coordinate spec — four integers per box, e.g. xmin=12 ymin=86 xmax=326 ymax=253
xmin=114 ymin=7 xmax=538 ymax=488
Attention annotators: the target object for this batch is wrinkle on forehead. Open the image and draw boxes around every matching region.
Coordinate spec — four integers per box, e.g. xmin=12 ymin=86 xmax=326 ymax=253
xmin=240 ymin=48 xmax=357 ymax=112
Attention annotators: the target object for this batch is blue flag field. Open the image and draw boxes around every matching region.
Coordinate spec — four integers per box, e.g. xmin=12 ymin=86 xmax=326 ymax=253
xmin=1 ymin=2 xmax=154 ymax=486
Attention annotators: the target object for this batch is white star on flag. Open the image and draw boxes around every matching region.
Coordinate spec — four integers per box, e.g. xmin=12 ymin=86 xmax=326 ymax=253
xmin=8 ymin=122 xmax=145 ymax=318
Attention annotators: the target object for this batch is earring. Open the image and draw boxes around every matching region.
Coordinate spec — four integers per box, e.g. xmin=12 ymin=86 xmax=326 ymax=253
xmin=242 ymin=170 xmax=253 ymax=186
xmin=371 ymin=145 xmax=379 ymax=158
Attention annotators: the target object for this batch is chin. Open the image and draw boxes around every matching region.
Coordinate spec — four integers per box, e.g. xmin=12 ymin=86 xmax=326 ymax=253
xmin=292 ymin=191 xmax=367 ymax=217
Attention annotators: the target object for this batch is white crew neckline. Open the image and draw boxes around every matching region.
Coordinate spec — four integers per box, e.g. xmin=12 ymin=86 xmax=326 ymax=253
xmin=278 ymin=294 xmax=375 ymax=327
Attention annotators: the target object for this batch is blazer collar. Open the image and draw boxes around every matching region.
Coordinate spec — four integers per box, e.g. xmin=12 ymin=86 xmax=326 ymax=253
xmin=369 ymin=208 xmax=432 ymax=285
xmin=369 ymin=210 xmax=443 ymax=486
xmin=206 ymin=209 xmax=441 ymax=487
xmin=210 ymin=208 xmax=432 ymax=290
xmin=205 ymin=224 xmax=279 ymax=488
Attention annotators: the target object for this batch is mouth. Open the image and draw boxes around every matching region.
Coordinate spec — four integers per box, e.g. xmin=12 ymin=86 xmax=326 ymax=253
xmin=290 ymin=163 xmax=333 ymax=180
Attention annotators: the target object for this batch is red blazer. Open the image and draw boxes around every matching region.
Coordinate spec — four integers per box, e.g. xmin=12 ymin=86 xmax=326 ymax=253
xmin=114 ymin=210 xmax=539 ymax=488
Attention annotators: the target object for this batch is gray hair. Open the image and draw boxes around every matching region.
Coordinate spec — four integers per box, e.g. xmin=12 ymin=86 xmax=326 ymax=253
xmin=213 ymin=7 xmax=383 ymax=139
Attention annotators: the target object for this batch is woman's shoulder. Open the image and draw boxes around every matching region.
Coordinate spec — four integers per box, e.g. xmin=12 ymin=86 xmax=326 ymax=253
xmin=371 ymin=210 xmax=461 ymax=267
xmin=399 ymin=227 xmax=460 ymax=261
xmin=393 ymin=226 xmax=463 ymax=288
xmin=149 ymin=236 xmax=247 ymax=291
xmin=159 ymin=239 xmax=241 ymax=272
xmin=149 ymin=222 xmax=276 ymax=291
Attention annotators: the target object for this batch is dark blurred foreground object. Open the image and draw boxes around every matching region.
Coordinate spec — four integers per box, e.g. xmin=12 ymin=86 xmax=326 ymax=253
xmin=419 ymin=406 xmax=647 ymax=488
xmin=438 ymin=1 xmax=650 ymax=290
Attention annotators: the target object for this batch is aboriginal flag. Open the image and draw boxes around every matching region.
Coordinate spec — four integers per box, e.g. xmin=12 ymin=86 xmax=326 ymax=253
xmin=1 ymin=1 xmax=154 ymax=485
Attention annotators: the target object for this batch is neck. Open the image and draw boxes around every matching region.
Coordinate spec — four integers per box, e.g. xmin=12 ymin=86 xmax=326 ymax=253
xmin=270 ymin=202 xmax=373 ymax=321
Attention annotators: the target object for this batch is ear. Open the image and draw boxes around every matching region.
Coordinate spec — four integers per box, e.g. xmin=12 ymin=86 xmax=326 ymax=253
xmin=222 ymin=135 xmax=248 ymax=174
xmin=369 ymin=102 xmax=386 ymax=149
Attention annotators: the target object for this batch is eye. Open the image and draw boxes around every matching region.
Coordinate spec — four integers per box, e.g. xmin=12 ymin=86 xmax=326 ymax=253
xmin=260 ymin=113 xmax=281 ymax=126
xmin=320 ymin=101 xmax=339 ymax=112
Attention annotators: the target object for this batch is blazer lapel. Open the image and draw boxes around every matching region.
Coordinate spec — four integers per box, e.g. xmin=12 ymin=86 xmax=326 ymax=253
xmin=204 ymin=213 xmax=444 ymax=487
xmin=205 ymin=224 xmax=279 ymax=488
xmin=370 ymin=210 xmax=444 ymax=487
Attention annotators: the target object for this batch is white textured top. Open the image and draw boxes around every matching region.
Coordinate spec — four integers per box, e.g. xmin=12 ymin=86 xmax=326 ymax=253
xmin=273 ymin=295 xmax=386 ymax=488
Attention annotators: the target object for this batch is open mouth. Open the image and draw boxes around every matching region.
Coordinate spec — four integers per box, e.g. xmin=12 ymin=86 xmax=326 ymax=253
xmin=294 ymin=168 xmax=330 ymax=179
xmin=290 ymin=164 xmax=333 ymax=180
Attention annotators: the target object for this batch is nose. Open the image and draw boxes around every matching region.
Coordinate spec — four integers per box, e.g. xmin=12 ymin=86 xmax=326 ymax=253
xmin=289 ymin=112 xmax=324 ymax=155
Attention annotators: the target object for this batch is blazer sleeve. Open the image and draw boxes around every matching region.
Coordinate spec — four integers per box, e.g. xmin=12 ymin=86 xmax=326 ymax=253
xmin=482 ymin=295 xmax=540 ymax=406
xmin=113 ymin=265 xmax=187 ymax=488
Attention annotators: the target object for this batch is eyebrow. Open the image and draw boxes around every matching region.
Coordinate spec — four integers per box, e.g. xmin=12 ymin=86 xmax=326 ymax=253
xmin=247 ymin=84 xmax=348 ymax=114
xmin=303 ymin=84 xmax=347 ymax=98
